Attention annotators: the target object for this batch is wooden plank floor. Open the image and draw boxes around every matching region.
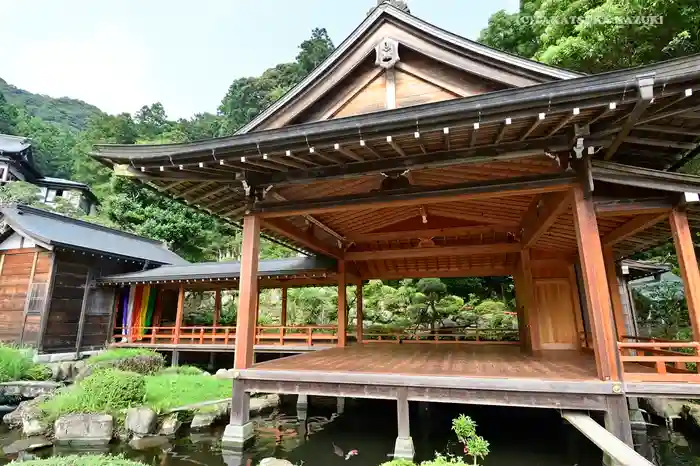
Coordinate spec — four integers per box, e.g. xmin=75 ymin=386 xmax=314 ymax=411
xmin=253 ymin=344 xmax=604 ymax=380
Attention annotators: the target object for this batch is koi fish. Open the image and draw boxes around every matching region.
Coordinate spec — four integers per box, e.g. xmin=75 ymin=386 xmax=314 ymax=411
xmin=333 ymin=444 xmax=359 ymax=460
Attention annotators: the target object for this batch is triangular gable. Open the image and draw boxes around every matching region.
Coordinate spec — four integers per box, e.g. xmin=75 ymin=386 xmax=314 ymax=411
xmin=238 ymin=3 xmax=582 ymax=133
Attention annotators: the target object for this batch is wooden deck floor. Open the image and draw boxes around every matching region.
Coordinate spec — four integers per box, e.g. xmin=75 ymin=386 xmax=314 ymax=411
xmin=253 ymin=344 xmax=602 ymax=380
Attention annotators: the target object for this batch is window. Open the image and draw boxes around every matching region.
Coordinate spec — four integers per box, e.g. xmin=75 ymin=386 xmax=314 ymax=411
xmin=26 ymin=283 xmax=48 ymax=315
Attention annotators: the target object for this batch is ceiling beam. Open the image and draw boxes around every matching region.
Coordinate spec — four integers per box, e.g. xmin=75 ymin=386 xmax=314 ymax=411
xmin=594 ymin=198 xmax=673 ymax=217
xmin=268 ymin=192 xmax=346 ymax=243
xmin=362 ymin=266 xmax=515 ymax=280
xmin=601 ymin=213 xmax=669 ymax=246
xmin=519 ymin=190 xmax=573 ymax=248
xmin=636 ymin=125 xmax=700 ymax=137
xmin=346 ymin=242 xmax=521 ymax=261
xmin=251 ymin=173 xmax=577 ymax=219
xmin=348 ymin=225 xmax=515 ymax=243
xmin=624 ymin=136 xmax=698 ymax=150
xmin=261 ymin=218 xmax=343 ymax=259
xmin=604 ymin=77 xmax=655 ymax=160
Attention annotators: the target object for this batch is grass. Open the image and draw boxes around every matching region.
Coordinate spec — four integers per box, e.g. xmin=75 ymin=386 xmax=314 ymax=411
xmin=86 ymin=348 xmax=161 ymax=365
xmin=9 ymin=454 xmax=146 ymax=465
xmin=144 ymin=373 xmax=232 ymax=413
xmin=0 ymin=344 xmax=51 ymax=383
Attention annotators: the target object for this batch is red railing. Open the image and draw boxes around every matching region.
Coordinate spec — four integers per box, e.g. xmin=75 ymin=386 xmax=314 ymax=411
xmin=618 ymin=335 xmax=700 ymax=382
xmin=255 ymin=325 xmax=338 ymax=346
xmin=362 ymin=328 xmax=519 ymax=344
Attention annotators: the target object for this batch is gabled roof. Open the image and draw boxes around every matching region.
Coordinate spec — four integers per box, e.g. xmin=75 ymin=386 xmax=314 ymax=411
xmin=33 ymin=177 xmax=99 ymax=202
xmin=236 ymin=2 xmax=582 ymax=134
xmin=0 ymin=134 xmax=32 ymax=154
xmin=97 ymin=256 xmax=336 ymax=284
xmin=0 ymin=204 xmax=188 ymax=265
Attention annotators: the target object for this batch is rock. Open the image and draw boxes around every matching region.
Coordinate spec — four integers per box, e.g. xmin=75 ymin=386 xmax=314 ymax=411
xmin=641 ymin=397 xmax=685 ymax=428
xmin=191 ymin=411 xmax=218 ymax=429
xmin=54 ymin=413 xmax=113 ymax=445
xmin=125 ymin=407 xmax=157 ymax=436
xmin=4 ymin=394 xmax=53 ymax=428
xmin=215 ymin=368 xmax=228 ymax=378
xmin=22 ymin=418 xmax=48 ymax=437
xmin=259 ymin=459 xmax=294 ymax=466
xmin=250 ymin=394 xmax=280 ymax=416
xmin=58 ymin=362 xmax=74 ymax=381
xmin=2 ymin=436 xmax=52 ymax=454
xmin=128 ymin=435 xmax=171 ymax=450
xmin=0 ymin=381 xmax=61 ymax=399
xmin=73 ymin=360 xmax=86 ymax=374
xmin=158 ymin=413 xmax=181 ymax=436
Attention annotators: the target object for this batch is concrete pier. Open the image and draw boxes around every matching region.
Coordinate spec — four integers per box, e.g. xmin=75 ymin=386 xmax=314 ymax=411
xmin=222 ymin=382 xmax=254 ymax=448
xmin=394 ymin=388 xmax=415 ymax=460
xmin=337 ymin=397 xmax=345 ymax=414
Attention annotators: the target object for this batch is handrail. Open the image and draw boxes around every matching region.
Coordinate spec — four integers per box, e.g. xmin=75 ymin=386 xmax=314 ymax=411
xmin=362 ymin=327 xmax=519 ymax=344
xmin=617 ymin=339 xmax=700 ymax=382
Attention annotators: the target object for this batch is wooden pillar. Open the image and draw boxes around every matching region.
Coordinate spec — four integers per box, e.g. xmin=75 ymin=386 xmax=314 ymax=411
xmin=280 ymin=287 xmax=288 ymax=326
xmin=337 ymin=261 xmax=347 ymax=347
xmin=213 ymin=289 xmax=221 ymax=329
xmin=670 ymin=208 xmax=700 ymax=341
xmin=356 ymin=282 xmax=364 ymax=343
xmin=572 ymin=185 xmax=619 ymax=381
xmin=516 ymin=249 xmax=540 ymax=352
xmin=603 ymin=247 xmax=626 ymax=341
xmin=74 ymin=267 xmax=94 ymax=355
xmin=234 ymin=215 xmax=261 ymax=369
xmin=173 ymin=284 xmax=185 ymax=344
xmin=605 ymin=396 xmax=633 ymax=448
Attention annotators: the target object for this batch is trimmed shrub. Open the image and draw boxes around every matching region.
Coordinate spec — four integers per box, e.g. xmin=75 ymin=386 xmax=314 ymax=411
xmin=144 ymin=374 xmax=231 ymax=413
xmin=0 ymin=344 xmax=49 ymax=382
xmin=87 ymin=348 xmax=160 ymax=364
xmin=159 ymin=365 xmax=206 ymax=376
xmin=9 ymin=454 xmax=147 ymax=466
xmin=86 ymin=349 xmax=165 ymax=375
xmin=381 ymin=460 xmax=416 ymax=466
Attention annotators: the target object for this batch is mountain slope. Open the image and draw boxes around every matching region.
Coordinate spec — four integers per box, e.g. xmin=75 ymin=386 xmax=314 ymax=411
xmin=0 ymin=78 xmax=103 ymax=132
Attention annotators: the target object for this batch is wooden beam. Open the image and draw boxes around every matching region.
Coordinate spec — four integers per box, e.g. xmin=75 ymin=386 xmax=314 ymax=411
xmin=636 ymin=125 xmax=700 ymax=136
xmin=362 ymin=266 xmax=514 ymax=280
xmin=74 ymin=267 xmax=94 ymax=355
xmin=517 ymin=249 xmax=540 ymax=352
xmin=234 ymin=215 xmax=261 ymax=369
xmin=601 ymin=212 xmax=668 ymax=246
xmin=269 ymin=192 xmax=345 ymax=243
xmin=520 ymin=116 xmax=544 ymax=141
xmin=252 ymin=173 xmax=576 ymax=218
xmin=594 ymin=198 xmax=672 ymax=217
xmin=337 ymin=261 xmax=347 ymax=347
xmin=280 ymin=287 xmax=288 ymax=327
xmin=670 ymin=208 xmax=700 ymax=341
xmin=173 ymin=285 xmax=185 ymax=344
xmin=261 ymin=218 xmax=343 ymax=259
xmin=604 ymin=77 xmax=654 ymax=160
xmin=385 ymin=68 xmax=396 ymax=109
xmin=334 ymin=143 xmax=364 ymax=162
xmin=190 ymin=184 xmax=231 ymax=204
xmin=624 ymin=136 xmax=698 ymax=150
xmin=572 ymin=185 xmax=619 ymax=381
xmin=603 ymin=247 xmax=626 ymax=341
xmin=356 ymin=282 xmax=363 ymax=342
xmin=349 ymin=225 xmax=515 ymax=243
xmin=386 ymin=136 xmax=406 ymax=157
xmin=520 ymin=190 xmax=572 ymax=248
xmin=346 ymin=242 xmax=520 ymax=261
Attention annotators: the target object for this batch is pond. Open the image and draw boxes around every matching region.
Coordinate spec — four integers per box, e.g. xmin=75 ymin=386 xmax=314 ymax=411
xmin=1 ymin=399 xmax=699 ymax=465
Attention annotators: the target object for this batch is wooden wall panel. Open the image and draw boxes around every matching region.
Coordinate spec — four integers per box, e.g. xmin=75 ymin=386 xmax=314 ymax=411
xmin=333 ymin=73 xmax=387 ymax=119
xmin=395 ymin=69 xmax=458 ymax=108
xmin=0 ymin=249 xmax=47 ymax=343
xmin=534 ymin=278 xmax=579 ymax=350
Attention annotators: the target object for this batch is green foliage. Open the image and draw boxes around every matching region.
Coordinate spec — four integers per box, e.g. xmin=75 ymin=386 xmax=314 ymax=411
xmin=86 ymin=348 xmax=164 ymax=376
xmin=0 ymin=344 xmax=49 ymax=382
xmin=420 ymin=454 xmax=470 ymax=466
xmin=159 ymin=365 xmax=206 ymax=376
xmin=634 ymin=281 xmax=688 ymax=339
xmin=452 ymin=414 xmax=489 ymax=465
xmin=143 ymin=373 xmax=232 ymax=413
xmin=41 ymin=369 xmax=146 ymax=422
xmin=380 ymin=460 xmax=416 ymax=466
xmin=9 ymin=454 xmax=147 ymax=466
xmin=87 ymin=348 xmax=161 ymax=365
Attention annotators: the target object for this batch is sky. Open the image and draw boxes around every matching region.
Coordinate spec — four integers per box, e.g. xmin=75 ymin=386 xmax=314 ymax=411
xmin=0 ymin=0 xmax=519 ymax=120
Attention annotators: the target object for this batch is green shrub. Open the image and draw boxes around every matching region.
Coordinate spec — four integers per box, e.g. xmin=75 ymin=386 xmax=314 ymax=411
xmin=87 ymin=349 xmax=164 ymax=375
xmin=0 ymin=344 xmax=49 ymax=382
xmin=159 ymin=365 xmax=206 ymax=376
xmin=381 ymin=460 xmax=416 ymax=466
xmin=420 ymin=454 xmax=469 ymax=465
xmin=9 ymin=454 xmax=147 ymax=465
xmin=41 ymin=369 xmax=146 ymax=422
xmin=144 ymin=374 xmax=232 ymax=413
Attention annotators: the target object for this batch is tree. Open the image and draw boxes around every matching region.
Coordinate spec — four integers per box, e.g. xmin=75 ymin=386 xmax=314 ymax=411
xmin=407 ymin=278 xmax=464 ymax=332
xmin=0 ymin=92 xmax=18 ymax=134
xmin=296 ymin=28 xmax=335 ymax=75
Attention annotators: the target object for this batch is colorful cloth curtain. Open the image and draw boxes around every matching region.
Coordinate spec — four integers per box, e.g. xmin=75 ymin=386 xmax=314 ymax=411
xmin=120 ymin=285 xmax=161 ymax=341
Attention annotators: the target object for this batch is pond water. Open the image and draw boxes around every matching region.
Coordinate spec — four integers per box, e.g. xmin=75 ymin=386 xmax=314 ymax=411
xmin=1 ymin=399 xmax=700 ymax=465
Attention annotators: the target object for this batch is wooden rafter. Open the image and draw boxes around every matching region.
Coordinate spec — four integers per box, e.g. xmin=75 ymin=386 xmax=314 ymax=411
xmin=190 ymin=185 xmax=230 ymax=204
xmin=547 ymin=113 xmax=576 ymax=137
xmin=601 ymin=212 xmax=668 ymax=246
xmin=334 ymin=143 xmax=364 ymax=162
xmin=261 ymin=218 xmax=343 ymax=259
xmin=348 ymin=224 xmax=515 ymax=243
xmin=604 ymin=78 xmax=654 ymax=160
xmin=386 ymin=136 xmax=406 ymax=157
xmin=594 ymin=198 xmax=672 ymax=217
xmin=637 ymin=103 xmax=700 ymax=126
xmin=268 ymin=192 xmax=346 ymax=243
xmin=519 ymin=116 xmax=544 ymax=141
xmin=519 ymin=190 xmax=573 ymax=248
xmin=494 ymin=122 xmax=509 ymax=144
xmin=345 ymin=242 xmax=520 ymax=261
xmin=636 ymin=125 xmax=700 ymax=136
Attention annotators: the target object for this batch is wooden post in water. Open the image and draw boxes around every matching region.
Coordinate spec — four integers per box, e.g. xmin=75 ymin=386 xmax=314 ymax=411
xmin=234 ymin=215 xmax=261 ymax=369
xmin=337 ymin=261 xmax=347 ymax=347
xmin=571 ymin=185 xmax=619 ymax=381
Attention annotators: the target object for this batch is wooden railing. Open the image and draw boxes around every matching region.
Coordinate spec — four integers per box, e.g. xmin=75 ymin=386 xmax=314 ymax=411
xmin=362 ymin=328 xmax=519 ymax=344
xmin=112 ymin=325 xmax=337 ymax=347
xmin=618 ymin=335 xmax=700 ymax=382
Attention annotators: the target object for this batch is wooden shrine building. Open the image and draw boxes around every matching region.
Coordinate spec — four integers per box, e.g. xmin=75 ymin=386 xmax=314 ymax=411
xmin=91 ymin=1 xmax=700 ymax=459
xmin=0 ymin=204 xmax=186 ymax=358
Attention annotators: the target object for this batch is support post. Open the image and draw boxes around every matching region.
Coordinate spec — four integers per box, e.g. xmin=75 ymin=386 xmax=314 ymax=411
xmin=234 ymin=215 xmax=261 ymax=369
xmin=74 ymin=267 xmax=94 ymax=357
xmin=222 ymin=378 xmax=254 ymax=448
xmin=337 ymin=261 xmax=347 ymax=347
xmin=173 ymin=285 xmax=185 ymax=344
xmin=572 ymin=185 xmax=619 ymax=381
xmin=670 ymin=208 xmax=700 ymax=340
xmin=280 ymin=287 xmax=288 ymax=327
xmin=356 ymin=282 xmax=364 ymax=343
xmin=337 ymin=397 xmax=345 ymax=415
xmin=213 ymin=289 xmax=221 ymax=329
xmin=171 ymin=350 xmax=179 ymax=367
xmin=604 ymin=395 xmax=634 ymax=466
xmin=394 ymin=387 xmax=414 ymax=460
xmin=603 ymin=247 xmax=626 ymax=341
xmin=516 ymin=249 xmax=540 ymax=352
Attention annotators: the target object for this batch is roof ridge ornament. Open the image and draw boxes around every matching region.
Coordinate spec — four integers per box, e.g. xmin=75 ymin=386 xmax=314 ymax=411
xmin=370 ymin=0 xmax=410 ymax=15
xmin=375 ymin=37 xmax=400 ymax=69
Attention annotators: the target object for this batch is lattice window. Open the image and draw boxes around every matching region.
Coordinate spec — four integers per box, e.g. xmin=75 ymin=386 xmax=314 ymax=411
xmin=26 ymin=282 xmax=48 ymax=315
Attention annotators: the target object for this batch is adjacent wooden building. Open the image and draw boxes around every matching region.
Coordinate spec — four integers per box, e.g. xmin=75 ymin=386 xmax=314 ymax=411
xmin=91 ymin=1 xmax=700 ymax=460
xmin=0 ymin=204 xmax=186 ymax=357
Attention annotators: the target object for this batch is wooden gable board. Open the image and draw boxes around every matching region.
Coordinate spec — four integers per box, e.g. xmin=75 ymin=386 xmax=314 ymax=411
xmin=237 ymin=3 xmax=581 ymax=134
